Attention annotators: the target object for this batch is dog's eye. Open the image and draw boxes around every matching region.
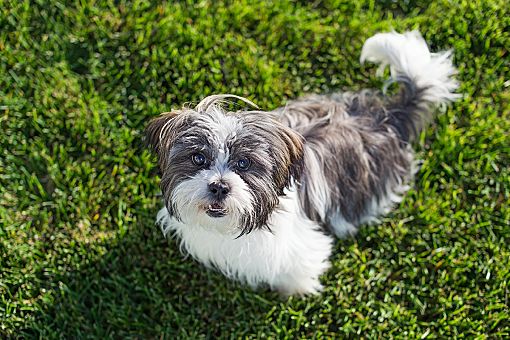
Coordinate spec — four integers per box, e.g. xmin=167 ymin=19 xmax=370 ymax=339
xmin=236 ymin=158 xmax=251 ymax=171
xmin=192 ymin=153 xmax=206 ymax=166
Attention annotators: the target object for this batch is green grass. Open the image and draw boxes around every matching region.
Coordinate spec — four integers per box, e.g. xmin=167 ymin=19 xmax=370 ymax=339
xmin=1 ymin=0 xmax=509 ymax=338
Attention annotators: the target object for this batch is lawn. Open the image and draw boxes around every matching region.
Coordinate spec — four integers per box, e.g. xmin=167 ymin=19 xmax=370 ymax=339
xmin=1 ymin=0 xmax=509 ymax=338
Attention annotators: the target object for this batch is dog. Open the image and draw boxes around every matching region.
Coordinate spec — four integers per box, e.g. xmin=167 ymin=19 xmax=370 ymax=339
xmin=146 ymin=31 xmax=459 ymax=295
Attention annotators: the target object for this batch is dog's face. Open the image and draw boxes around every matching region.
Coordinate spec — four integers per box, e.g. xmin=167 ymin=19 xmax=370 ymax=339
xmin=146 ymin=96 xmax=303 ymax=235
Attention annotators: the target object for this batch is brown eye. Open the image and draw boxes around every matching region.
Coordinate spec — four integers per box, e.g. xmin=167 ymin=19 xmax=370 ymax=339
xmin=192 ymin=153 xmax=206 ymax=166
xmin=237 ymin=158 xmax=251 ymax=171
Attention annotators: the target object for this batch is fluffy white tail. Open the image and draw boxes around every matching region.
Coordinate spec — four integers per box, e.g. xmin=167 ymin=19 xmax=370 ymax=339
xmin=360 ymin=30 xmax=460 ymax=105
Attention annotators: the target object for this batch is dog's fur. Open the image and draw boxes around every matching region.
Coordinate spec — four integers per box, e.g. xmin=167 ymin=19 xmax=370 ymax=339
xmin=146 ymin=31 xmax=459 ymax=295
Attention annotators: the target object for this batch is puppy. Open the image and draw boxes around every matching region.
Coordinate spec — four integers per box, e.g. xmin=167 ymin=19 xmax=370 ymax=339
xmin=146 ymin=31 xmax=459 ymax=295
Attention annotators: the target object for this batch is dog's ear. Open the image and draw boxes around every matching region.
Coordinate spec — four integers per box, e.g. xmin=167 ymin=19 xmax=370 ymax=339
xmin=272 ymin=122 xmax=304 ymax=191
xmin=145 ymin=111 xmax=180 ymax=155
xmin=242 ymin=113 xmax=304 ymax=192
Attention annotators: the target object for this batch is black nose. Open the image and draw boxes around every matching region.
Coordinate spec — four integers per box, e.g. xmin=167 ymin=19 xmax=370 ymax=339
xmin=208 ymin=182 xmax=230 ymax=200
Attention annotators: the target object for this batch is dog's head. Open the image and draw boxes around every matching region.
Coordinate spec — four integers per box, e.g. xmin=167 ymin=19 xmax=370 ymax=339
xmin=146 ymin=95 xmax=303 ymax=235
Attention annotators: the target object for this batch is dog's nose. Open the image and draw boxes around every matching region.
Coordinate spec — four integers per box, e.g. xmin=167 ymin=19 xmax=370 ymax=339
xmin=208 ymin=182 xmax=230 ymax=200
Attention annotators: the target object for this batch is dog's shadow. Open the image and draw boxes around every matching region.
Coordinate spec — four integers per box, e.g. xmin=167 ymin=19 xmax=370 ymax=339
xmin=19 ymin=207 xmax=434 ymax=338
xmin=21 ymin=220 xmax=279 ymax=338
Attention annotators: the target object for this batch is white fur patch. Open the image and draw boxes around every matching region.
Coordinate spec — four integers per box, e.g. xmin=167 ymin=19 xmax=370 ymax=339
xmin=168 ymin=168 xmax=254 ymax=234
xmin=328 ymin=212 xmax=358 ymax=238
xmin=157 ymin=188 xmax=334 ymax=296
xmin=302 ymin=146 xmax=330 ymax=220
xmin=360 ymin=30 xmax=460 ymax=104
xmin=205 ymin=106 xmax=240 ymax=154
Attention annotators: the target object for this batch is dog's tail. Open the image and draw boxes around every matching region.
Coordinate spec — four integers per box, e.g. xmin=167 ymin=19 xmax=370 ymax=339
xmin=360 ymin=30 xmax=460 ymax=142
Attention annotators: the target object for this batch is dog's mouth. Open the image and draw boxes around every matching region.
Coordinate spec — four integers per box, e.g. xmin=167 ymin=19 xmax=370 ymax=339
xmin=206 ymin=202 xmax=227 ymax=218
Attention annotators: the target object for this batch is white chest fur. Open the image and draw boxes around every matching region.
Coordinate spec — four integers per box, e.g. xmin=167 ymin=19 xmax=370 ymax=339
xmin=157 ymin=189 xmax=334 ymax=295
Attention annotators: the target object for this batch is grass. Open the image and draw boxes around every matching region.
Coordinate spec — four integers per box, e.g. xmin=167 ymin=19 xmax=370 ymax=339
xmin=1 ymin=0 xmax=509 ymax=338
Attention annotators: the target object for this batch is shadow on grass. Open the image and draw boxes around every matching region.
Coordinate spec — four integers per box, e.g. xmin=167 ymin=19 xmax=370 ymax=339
xmin=16 ymin=204 xmax=508 ymax=338
xmin=20 ymin=220 xmax=276 ymax=338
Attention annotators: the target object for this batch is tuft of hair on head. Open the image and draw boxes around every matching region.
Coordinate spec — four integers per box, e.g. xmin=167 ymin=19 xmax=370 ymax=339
xmin=195 ymin=94 xmax=259 ymax=113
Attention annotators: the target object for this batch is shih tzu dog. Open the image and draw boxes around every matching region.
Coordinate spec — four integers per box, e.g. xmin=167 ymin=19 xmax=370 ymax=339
xmin=146 ymin=31 xmax=459 ymax=295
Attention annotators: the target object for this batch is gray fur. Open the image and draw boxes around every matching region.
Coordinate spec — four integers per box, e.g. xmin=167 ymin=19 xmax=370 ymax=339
xmin=146 ymin=76 xmax=445 ymax=235
xmin=147 ymin=28 xmax=460 ymax=237
xmin=275 ymin=76 xmax=423 ymax=231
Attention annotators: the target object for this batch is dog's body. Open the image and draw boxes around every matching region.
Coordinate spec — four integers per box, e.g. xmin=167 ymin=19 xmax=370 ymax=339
xmin=148 ymin=31 xmax=459 ymax=295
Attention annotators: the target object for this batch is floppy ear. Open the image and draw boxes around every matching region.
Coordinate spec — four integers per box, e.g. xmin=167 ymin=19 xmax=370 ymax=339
xmin=145 ymin=111 xmax=179 ymax=155
xmin=272 ymin=122 xmax=304 ymax=191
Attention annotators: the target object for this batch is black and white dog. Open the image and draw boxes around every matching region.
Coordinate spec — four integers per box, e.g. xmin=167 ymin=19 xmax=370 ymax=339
xmin=146 ymin=31 xmax=459 ymax=295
